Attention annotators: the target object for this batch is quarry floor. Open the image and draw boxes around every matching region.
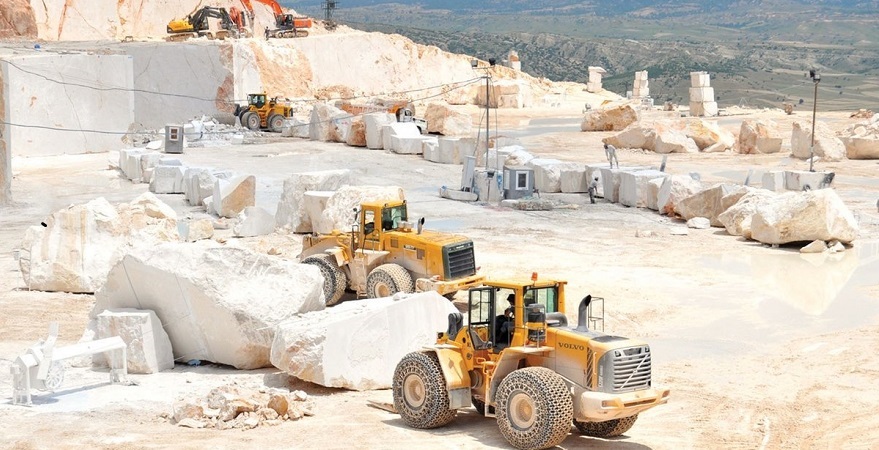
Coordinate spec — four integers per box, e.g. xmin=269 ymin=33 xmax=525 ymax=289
xmin=1 ymin=105 xmax=879 ymax=450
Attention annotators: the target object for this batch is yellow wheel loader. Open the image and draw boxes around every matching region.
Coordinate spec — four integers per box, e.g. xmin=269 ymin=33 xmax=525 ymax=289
xmin=392 ymin=275 xmax=670 ymax=450
xmin=234 ymin=93 xmax=292 ymax=132
xmin=299 ymin=200 xmax=484 ymax=305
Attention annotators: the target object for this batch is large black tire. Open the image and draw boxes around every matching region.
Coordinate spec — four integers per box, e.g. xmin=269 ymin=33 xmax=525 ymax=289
xmin=268 ymin=113 xmax=285 ymax=132
xmin=573 ymin=414 xmax=638 ymax=438
xmin=472 ymin=396 xmax=486 ymax=416
xmin=366 ymin=263 xmax=414 ymax=298
xmin=300 ymin=254 xmax=347 ymax=306
xmin=393 ymin=352 xmax=457 ymax=429
xmin=242 ymin=111 xmax=261 ymax=130
xmin=496 ymin=367 xmax=573 ymax=450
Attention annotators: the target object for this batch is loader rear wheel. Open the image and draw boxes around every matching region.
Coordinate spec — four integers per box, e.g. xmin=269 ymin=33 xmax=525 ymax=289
xmin=301 ymin=254 xmax=347 ymax=306
xmin=242 ymin=111 xmax=260 ymax=131
xmin=393 ymin=352 xmax=456 ymax=429
xmin=268 ymin=113 xmax=285 ymax=132
xmin=574 ymin=414 xmax=638 ymax=438
xmin=366 ymin=263 xmax=413 ymax=298
xmin=496 ymin=367 xmax=573 ymax=450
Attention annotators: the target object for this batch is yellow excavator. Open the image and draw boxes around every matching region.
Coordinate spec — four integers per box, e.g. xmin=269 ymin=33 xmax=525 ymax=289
xmin=166 ymin=6 xmax=239 ymax=40
xmin=392 ymin=275 xmax=670 ymax=450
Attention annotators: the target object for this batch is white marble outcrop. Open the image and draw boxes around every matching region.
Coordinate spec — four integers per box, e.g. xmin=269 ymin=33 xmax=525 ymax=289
xmin=275 ymin=170 xmax=352 ymax=232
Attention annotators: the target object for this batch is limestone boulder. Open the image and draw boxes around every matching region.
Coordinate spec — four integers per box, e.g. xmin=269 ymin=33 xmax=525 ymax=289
xmin=657 ymin=175 xmax=703 ymax=216
xmin=840 ymin=137 xmax=879 ymax=159
xmin=736 ymin=119 xmax=783 ymax=154
xmin=275 ymin=170 xmax=353 ymax=232
xmin=750 ymin=189 xmax=859 ymax=245
xmin=619 ymin=170 xmax=668 ymax=208
xmin=646 ymin=177 xmax=665 ymax=211
xmin=503 ymin=147 xmax=534 ymax=167
xmin=149 ymin=165 xmax=187 ymax=194
xmin=179 ymin=219 xmax=214 ymax=242
xmin=233 ymin=206 xmax=276 ymax=237
xmin=687 ymin=119 xmax=735 ymax=151
xmin=527 ymin=159 xmax=579 ymax=193
xmin=677 ymin=183 xmax=747 ymax=227
xmin=791 ymin=120 xmax=846 ymax=161
xmin=94 ymin=241 xmax=325 ymax=369
xmin=95 ymin=309 xmax=174 ymax=374
xmin=655 ymin=129 xmax=699 ymax=154
xmin=213 ymin=175 xmax=255 ymax=218
xmin=364 ymin=113 xmax=397 ymax=149
xmin=270 ymin=292 xmax=458 ymax=390
xmin=423 ymin=103 xmax=473 ymax=136
xmin=315 ymin=185 xmax=406 ymax=234
xmin=345 ymin=116 xmax=367 ymax=147
xmin=309 ymin=103 xmax=349 ymax=142
xmin=18 ymin=193 xmax=178 ymax=293
xmin=581 ymin=103 xmax=639 ymax=132
xmin=281 ymin=114 xmax=311 ymax=139
xmin=605 ymin=126 xmax=657 ymax=151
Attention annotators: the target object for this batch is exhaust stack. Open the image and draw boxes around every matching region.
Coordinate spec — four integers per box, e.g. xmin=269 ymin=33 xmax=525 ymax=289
xmin=576 ymin=295 xmax=592 ymax=332
xmin=417 ymin=217 xmax=425 ymax=235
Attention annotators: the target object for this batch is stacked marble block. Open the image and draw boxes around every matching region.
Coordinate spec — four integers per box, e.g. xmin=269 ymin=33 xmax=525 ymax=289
xmin=762 ymin=170 xmax=834 ymax=192
xmin=599 ymin=166 xmax=663 ymax=208
xmin=587 ymin=66 xmax=607 ymax=93
xmin=632 ymin=71 xmax=649 ymax=99
xmin=689 ymin=71 xmax=718 ymax=117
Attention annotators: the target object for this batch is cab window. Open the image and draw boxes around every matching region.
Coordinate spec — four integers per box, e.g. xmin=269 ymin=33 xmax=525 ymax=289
xmin=524 ymin=287 xmax=559 ymax=313
xmin=381 ymin=205 xmax=407 ymax=231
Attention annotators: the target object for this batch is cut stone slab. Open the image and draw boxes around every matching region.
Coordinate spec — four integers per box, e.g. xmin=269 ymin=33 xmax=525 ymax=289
xmin=315 ymin=185 xmax=406 ymax=234
xmin=718 ymin=190 xmax=777 ymax=238
xmin=423 ymin=103 xmax=473 ymax=136
xmin=840 ymin=136 xmax=879 ymax=159
xmin=345 ymin=116 xmax=367 ymax=147
xmin=430 ymin=137 xmax=476 ymax=165
xmin=750 ymin=189 xmax=859 ymax=245
xmin=149 ymin=165 xmax=187 ymax=194
xmin=179 ymin=219 xmax=214 ymax=242
xmin=389 ymin=136 xmax=430 ymax=155
xmin=422 ymin=139 xmax=439 ymax=162
xmin=784 ymin=170 xmax=834 ymax=191
xmin=302 ymin=191 xmax=334 ymax=233
xmin=657 ymin=175 xmax=703 ymax=216
xmin=474 ymin=169 xmax=503 ymax=203
xmin=600 ymin=166 xmax=650 ymax=203
xmin=94 ymin=241 xmax=326 ymax=369
xmin=736 ymin=119 xmax=783 ymax=154
xmin=382 ymin=122 xmax=422 ymax=151
xmin=275 ymin=170 xmax=353 ymax=232
xmin=95 ymin=308 xmax=174 ymax=374
xmin=17 ymin=193 xmax=178 ymax=293
xmin=364 ymin=113 xmax=397 ymax=149
xmin=527 ymin=159 xmax=580 ymax=193
xmin=309 ymin=103 xmax=349 ymax=142
xmin=585 ymin=163 xmax=612 ymax=198
xmin=581 ymin=103 xmax=639 ymax=131
xmin=677 ymin=183 xmax=747 ymax=226
xmin=762 ymin=171 xmax=785 ymax=192
xmin=686 ymin=217 xmax=711 ymax=229
xmin=646 ymin=177 xmax=665 ymax=210
xmin=233 ymin=206 xmax=276 ymax=238
xmin=270 ymin=291 xmax=458 ymax=390
xmin=790 ymin=120 xmax=846 ymax=162
xmin=560 ymin=167 xmax=588 ymax=193
xmin=281 ymin=115 xmax=311 ymax=139
xmin=619 ymin=170 xmax=668 ymax=208
xmin=439 ymin=187 xmax=478 ymax=202
xmin=213 ymin=175 xmax=256 ymax=219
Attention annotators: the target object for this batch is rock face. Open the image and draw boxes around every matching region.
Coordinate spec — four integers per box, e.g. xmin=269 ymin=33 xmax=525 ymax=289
xmin=750 ymin=189 xmax=859 ymax=245
xmin=423 ymin=103 xmax=473 ymax=136
xmin=581 ymin=104 xmax=639 ymax=131
xmin=213 ymin=175 xmax=256 ymax=218
xmin=94 ymin=241 xmax=325 ymax=369
xmin=736 ymin=119 xmax=783 ymax=154
xmin=95 ymin=309 xmax=174 ymax=374
xmin=18 ymin=193 xmax=178 ymax=293
xmin=0 ymin=0 xmax=37 ymax=38
xmin=315 ymin=185 xmax=406 ymax=234
xmin=270 ymin=292 xmax=457 ymax=390
xmin=677 ymin=184 xmax=748 ymax=227
xmin=275 ymin=170 xmax=353 ymax=232
xmin=790 ymin=120 xmax=846 ymax=161
xmin=657 ymin=175 xmax=702 ymax=216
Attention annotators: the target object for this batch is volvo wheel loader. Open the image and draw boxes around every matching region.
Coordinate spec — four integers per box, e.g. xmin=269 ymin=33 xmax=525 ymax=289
xmin=233 ymin=93 xmax=291 ymax=132
xmin=299 ymin=200 xmax=484 ymax=305
xmin=392 ymin=275 xmax=670 ymax=450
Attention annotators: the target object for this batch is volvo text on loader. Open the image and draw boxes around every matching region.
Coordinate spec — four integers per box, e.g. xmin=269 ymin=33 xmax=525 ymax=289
xmin=298 ymin=200 xmax=484 ymax=305
xmin=392 ymin=275 xmax=670 ymax=450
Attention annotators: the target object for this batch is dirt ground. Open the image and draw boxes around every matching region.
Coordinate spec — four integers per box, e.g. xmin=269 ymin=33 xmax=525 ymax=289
xmin=1 ymin=103 xmax=878 ymax=450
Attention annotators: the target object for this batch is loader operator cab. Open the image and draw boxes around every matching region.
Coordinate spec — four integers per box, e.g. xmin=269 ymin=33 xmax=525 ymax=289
xmin=359 ymin=201 xmax=408 ymax=249
xmin=467 ymin=281 xmax=563 ymax=352
xmin=248 ymin=93 xmax=266 ymax=109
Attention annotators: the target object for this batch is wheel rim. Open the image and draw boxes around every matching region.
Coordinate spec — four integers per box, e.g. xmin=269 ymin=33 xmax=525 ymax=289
xmin=247 ymin=115 xmax=260 ymax=129
xmin=403 ymin=374 xmax=426 ymax=409
xmin=508 ymin=391 xmax=536 ymax=431
xmin=374 ymin=280 xmax=393 ymax=298
xmin=271 ymin=116 xmax=284 ymax=130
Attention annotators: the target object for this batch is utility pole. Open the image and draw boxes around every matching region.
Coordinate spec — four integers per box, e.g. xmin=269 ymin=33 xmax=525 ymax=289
xmin=484 ymin=72 xmax=490 ymax=170
xmin=809 ymin=70 xmax=821 ymax=172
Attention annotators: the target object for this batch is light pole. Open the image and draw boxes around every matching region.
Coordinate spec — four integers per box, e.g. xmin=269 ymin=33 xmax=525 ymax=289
xmin=809 ymin=69 xmax=821 ymax=172
xmin=471 ymin=58 xmax=496 ymax=170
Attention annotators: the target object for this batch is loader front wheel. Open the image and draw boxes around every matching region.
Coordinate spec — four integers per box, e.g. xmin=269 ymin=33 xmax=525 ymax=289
xmin=268 ymin=113 xmax=285 ymax=132
xmin=366 ymin=263 xmax=413 ymax=298
xmin=496 ymin=367 xmax=573 ymax=450
xmin=393 ymin=352 xmax=456 ymax=429
xmin=574 ymin=414 xmax=638 ymax=438
xmin=242 ymin=111 xmax=261 ymax=131
xmin=301 ymin=254 xmax=347 ymax=306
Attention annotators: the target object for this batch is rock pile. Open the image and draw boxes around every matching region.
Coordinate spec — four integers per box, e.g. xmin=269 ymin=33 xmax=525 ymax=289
xmin=169 ymin=385 xmax=315 ymax=430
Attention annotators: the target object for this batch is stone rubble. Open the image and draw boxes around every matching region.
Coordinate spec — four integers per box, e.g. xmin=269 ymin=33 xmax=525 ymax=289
xmin=169 ymin=385 xmax=315 ymax=430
